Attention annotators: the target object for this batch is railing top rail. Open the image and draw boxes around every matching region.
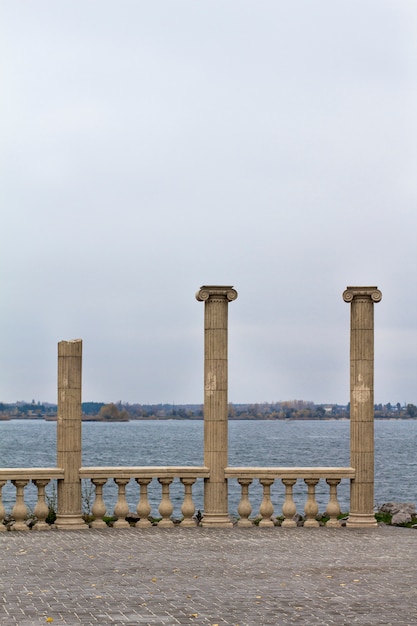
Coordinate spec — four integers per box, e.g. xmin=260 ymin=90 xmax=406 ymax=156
xmin=0 ymin=468 xmax=65 ymax=481
xmin=79 ymin=466 xmax=210 ymax=479
xmin=225 ymin=467 xmax=356 ymax=479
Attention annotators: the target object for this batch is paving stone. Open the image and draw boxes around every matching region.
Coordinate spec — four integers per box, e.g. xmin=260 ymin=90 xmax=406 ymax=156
xmin=1 ymin=526 xmax=417 ymax=625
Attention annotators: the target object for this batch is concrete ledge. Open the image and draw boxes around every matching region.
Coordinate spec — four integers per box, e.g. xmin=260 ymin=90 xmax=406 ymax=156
xmin=0 ymin=468 xmax=65 ymax=481
xmin=225 ymin=467 xmax=356 ymax=480
xmin=79 ymin=466 xmax=210 ymax=480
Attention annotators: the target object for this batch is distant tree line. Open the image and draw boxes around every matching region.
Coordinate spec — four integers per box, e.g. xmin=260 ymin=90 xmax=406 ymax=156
xmin=1 ymin=400 xmax=417 ymax=421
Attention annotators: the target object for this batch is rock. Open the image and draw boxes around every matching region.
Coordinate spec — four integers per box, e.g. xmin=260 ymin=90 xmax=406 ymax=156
xmin=379 ymin=502 xmax=416 ymax=526
xmin=292 ymin=513 xmax=304 ymax=527
xmin=392 ymin=511 xmax=412 ymax=525
xmin=379 ymin=502 xmax=416 ymax=516
xmin=26 ymin=517 xmax=38 ymax=529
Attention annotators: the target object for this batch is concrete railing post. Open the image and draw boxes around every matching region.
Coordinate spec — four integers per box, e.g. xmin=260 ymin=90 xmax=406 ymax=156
xmin=196 ymin=285 xmax=238 ymax=527
xmin=343 ymin=286 xmax=382 ymax=528
xmin=55 ymin=339 xmax=87 ymax=529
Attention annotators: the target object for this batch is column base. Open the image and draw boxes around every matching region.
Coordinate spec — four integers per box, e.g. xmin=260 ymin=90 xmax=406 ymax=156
xmin=201 ymin=513 xmax=233 ymax=528
xmin=346 ymin=513 xmax=378 ymax=528
xmin=55 ymin=514 xmax=88 ymax=530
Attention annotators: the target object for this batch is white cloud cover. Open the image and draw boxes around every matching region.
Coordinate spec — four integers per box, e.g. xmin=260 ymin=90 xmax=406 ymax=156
xmin=1 ymin=1 xmax=416 ymax=404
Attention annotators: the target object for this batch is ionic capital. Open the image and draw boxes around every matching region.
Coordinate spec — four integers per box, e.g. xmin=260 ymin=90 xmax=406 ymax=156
xmin=196 ymin=285 xmax=238 ymax=303
xmin=343 ymin=286 xmax=382 ymax=303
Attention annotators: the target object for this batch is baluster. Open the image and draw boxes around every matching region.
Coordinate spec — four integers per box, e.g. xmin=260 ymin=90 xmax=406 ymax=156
xmin=90 ymin=479 xmax=108 ymax=529
xmin=180 ymin=477 xmax=197 ymax=527
xmin=0 ymin=481 xmax=6 ymax=532
xmin=325 ymin=478 xmax=342 ymax=527
xmin=258 ymin=478 xmax=274 ymax=527
xmin=281 ymin=478 xmax=297 ymax=528
xmin=33 ymin=479 xmax=50 ymax=530
xmin=237 ymin=478 xmax=253 ymax=527
xmin=113 ymin=478 xmax=130 ymax=528
xmin=11 ymin=479 xmax=29 ymax=531
xmin=158 ymin=477 xmax=174 ymax=527
xmin=135 ymin=478 xmax=152 ymax=527
xmin=304 ymin=478 xmax=320 ymax=527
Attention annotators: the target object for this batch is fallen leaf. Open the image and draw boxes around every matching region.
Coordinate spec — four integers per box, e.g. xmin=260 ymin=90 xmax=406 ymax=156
xmin=151 ymin=577 xmax=157 ymax=583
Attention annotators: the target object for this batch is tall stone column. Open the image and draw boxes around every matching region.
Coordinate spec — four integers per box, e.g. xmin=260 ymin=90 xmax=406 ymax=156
xmin=55 ymin=339 xmax=87 ymax=529
xmin=343 ymin=286 xmax=382 ymax=528
xmin=196 ymin=285 xmax=238 ymax=527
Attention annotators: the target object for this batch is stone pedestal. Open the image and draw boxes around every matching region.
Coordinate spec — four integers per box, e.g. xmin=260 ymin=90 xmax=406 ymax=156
xmin=343 ymin=286 xmax=382 ymax=528
xmin=196 ymin=285 xmax=238 ymax=527
xmin=55 ymin=340 xmax=87 ymax=529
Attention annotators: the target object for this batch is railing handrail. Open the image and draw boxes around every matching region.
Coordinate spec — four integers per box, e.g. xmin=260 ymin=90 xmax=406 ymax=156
xmin=79 ymin=466 xmax=210 ymax=479
xmin=0 ymin=466 xmax=354 ymax=480
xmin=225 ymin=467 xmax=355 ymax=479
xmin=0 ymin=468 xmax=65 ymax=481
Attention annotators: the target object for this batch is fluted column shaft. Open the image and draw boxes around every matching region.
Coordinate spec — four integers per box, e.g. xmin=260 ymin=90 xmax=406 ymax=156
xmin=196 ymin=285 xmax=238 ymax=527
xmin=55 ymin=339 xmax=87 ymax=529
xmin=343 ymin=286 xmax=382 ymax=528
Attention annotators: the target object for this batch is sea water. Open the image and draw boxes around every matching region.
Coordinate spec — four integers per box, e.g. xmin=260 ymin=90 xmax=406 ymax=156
xmin=1 ymin=419 xmax=416 ymax=517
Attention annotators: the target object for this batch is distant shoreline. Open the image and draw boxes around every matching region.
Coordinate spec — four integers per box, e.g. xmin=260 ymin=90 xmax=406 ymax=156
xmin=2 ymin=415 xmax=417 ymax=422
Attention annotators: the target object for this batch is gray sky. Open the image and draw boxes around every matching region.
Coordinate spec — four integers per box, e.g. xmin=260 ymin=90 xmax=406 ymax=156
xmin=1 ymin=1 xmax=416 ymax=406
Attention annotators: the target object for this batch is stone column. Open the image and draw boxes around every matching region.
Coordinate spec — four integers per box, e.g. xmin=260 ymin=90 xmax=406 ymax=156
xmin=196 ymin=285 xmax=238 ymax=527
xmin=343 ymin=286 xmax=382 ymax=528
xmin=55 ymin=339 xmax=87 ymax=529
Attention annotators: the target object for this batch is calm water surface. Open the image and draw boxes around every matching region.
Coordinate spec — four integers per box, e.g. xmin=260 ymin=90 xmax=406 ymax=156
xmin=1 ymin=420 xmax=416 ymax=516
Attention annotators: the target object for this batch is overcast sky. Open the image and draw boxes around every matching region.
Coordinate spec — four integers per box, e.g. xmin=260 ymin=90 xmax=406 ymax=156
xmin=1 ymin=1 xmax=416 ymax=406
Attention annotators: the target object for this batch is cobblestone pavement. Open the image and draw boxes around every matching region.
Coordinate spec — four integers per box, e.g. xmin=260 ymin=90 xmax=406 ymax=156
xmin=1 ymin=526 xmax=416 ymax=626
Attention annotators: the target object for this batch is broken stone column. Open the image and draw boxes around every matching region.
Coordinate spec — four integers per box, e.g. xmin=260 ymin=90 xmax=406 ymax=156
xmin=196 ymin=285 xmax=238 ymax=527
xmin=343 ymin=286 xmax=382 ymax=528
xmin=55 ymin=339 xmax=87 ymax=529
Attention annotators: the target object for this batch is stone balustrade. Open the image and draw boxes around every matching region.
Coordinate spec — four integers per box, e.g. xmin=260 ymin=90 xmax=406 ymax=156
xmin=225 ymin=467 xmax=355 ymax=527
xmin=0 ymin=468 xmax=64 ymax=531
xmin=0 ymin=284 xmax=381 ymax=531
xmin=79 ymin=467 xmax=210 ymax=528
